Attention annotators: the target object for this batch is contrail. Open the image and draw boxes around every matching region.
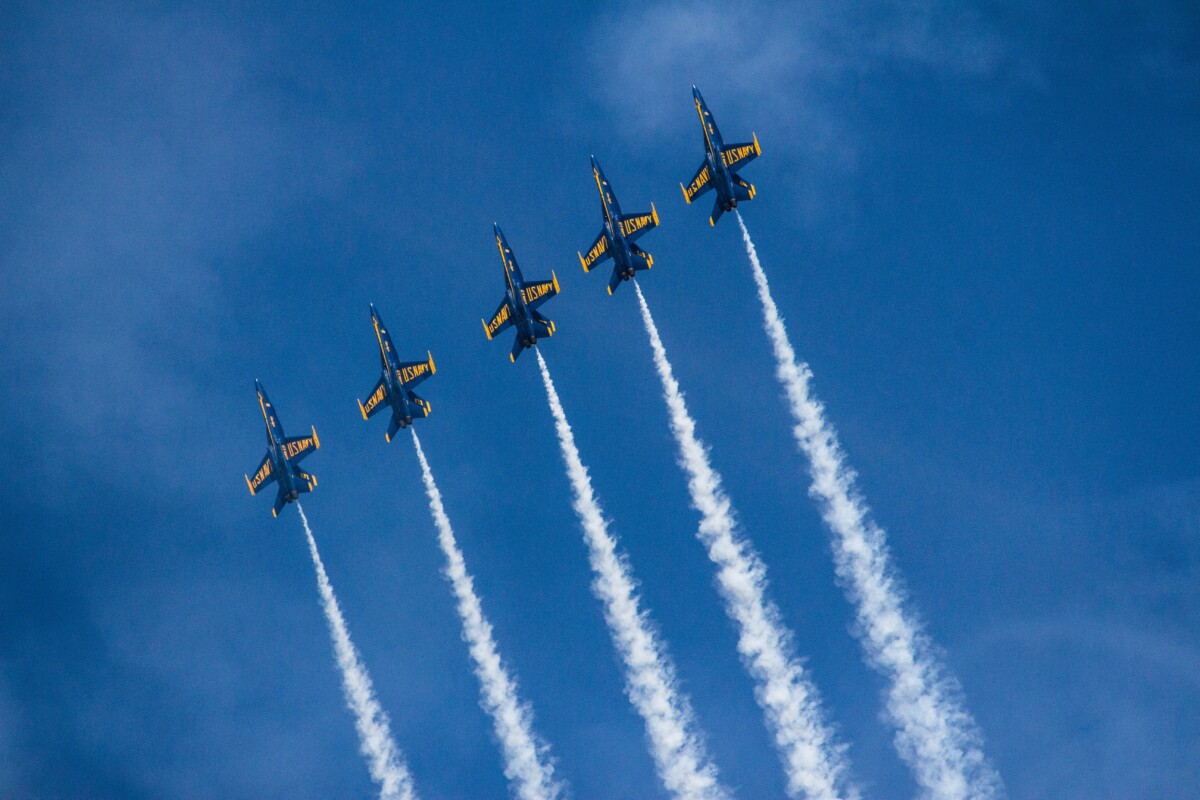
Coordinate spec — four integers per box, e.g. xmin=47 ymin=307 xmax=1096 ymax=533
xmin=297 ymin=503 xmax=418 ymax=800
xmin=633 ymin=281 xmax=856 ymax=800
xmin=534 ymin=349 xmax=728 ymax=800
xmin=409 ymin=429 xmax=564 ymax=800
xmin=735 ymin=212 xmax=1002 ymax=800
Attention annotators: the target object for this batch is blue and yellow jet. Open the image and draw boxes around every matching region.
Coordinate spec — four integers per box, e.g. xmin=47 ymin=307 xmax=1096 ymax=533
xmin=481 ymin=224 xmax=560 ymax=362
xmin=680 ymin=85 xmax=761 ymax=226
xmin=358 ymin=304 xmax=435 ymax=442
xmin=579 ymin=156 xmax=659 ymax=296
xmin=244 ymin=380 xmax=320 ymax=518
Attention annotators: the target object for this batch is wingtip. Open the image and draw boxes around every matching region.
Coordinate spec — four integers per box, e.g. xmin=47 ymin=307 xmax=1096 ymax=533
xmin=427 ymin=350 xmax=436 ymax=374
xmin=245 ymin=475 xmax=255 ymax=495
xmin=481 ymin=319 xmax=492 ymax=340
xmin=680 ymin=183 xmax=690 ymax=204
xmin=311 ymin=426 xmax=320 ymax=449
xmin=358 ymin=399 xmax=368 ymax=420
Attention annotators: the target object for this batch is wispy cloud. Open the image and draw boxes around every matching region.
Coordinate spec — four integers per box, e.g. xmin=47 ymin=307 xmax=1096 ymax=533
xmin=587 ymin=0 xmax=1033 ymax=171
xmin=0 ymin=6 xmax=354 ymax=489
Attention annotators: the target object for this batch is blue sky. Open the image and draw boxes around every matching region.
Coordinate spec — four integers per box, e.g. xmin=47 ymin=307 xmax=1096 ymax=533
xmin=1 ymin=2 xmax=1198 ymax=798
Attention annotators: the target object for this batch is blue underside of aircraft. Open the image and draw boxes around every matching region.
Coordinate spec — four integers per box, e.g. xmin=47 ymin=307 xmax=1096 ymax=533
xmin=244 ymin=380 xmax=320 ymax=518
xmin=358 ymin=304 xmax=436 ymax=442
xmin=482 ymin=223 xmax=559 ymax=362
xmin=579 ymin=156 xmax=659 ymax=296
xmin=681 ymin=85 xmax=761 ymax=226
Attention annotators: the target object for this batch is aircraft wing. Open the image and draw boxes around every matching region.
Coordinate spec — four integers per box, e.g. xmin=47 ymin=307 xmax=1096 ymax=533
xmin=483 ymin=298 xmax=515 ymax=340
xmin=245 ymin=453 xmax=276 ymax=496
xmin=359 ymin=376 xmax=389 ymax=420
xmin=395 ymin=352 xmax=435 ymax=388
xmin=282 ymin=428 xmax=320 ymax=463
xmin=681 ymin=160 xmax=713 ymax=204
xmin=579 ymin=229 xmax=611 ymax=272
xmin=721 ymin=135 xmax=761 ymax=172
xmin=618 ymin=206 xmax=659 ymax=242
xmin=520 ymin=274 xmax=560 ymax=310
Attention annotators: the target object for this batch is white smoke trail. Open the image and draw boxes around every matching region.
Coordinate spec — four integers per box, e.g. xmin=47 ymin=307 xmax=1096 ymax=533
xmin=409 ymin=429 xmax=564 ymax=800
xmin=633 ymin=281 xmax=856 ymax=800
xmin=735 ymin=213 xmax=1002 ymax=800
xmin=297 ymin=503 xmax=418 ymax=800
xmin=534 ymin=349 xmax=728 ymax=800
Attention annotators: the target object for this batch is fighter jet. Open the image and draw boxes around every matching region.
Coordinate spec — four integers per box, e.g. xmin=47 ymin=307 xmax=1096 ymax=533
xmin=680 ymin=85 xmax=761 ymax=226
xmin=481 ymin=224 xmax=560 ymax=362
xmin=244 ymin=380 xmax=320 ymax=518
xmin=579 ymin=156 xmax=659 ymax=296
xmin=358 ymin=304 xmax=435 ymax=442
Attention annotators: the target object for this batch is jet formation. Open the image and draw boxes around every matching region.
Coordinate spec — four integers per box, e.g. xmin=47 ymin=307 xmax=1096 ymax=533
xmin=246 ymin=85 xmax=759 ymax=514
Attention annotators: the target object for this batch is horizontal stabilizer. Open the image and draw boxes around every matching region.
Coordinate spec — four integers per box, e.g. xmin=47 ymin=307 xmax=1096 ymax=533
xmin=385 ymin=413 xmax=403 ymax=443
xmin=709 ymin=198 xmax=726 ymax=227
xmin=732 ymin=173 xmax=755 ymax=203
xmin=406 ymin=389 xmax=431 ymax=418
xmin=271 ymin=488 xmax=288 ymax=518
xmin=629 ymin=243 xmax=653 ymax=271
xmin=607 ymin=270 xmax=623 ymax=296
xmin=509 ymin=334 xmax=527 ymax=363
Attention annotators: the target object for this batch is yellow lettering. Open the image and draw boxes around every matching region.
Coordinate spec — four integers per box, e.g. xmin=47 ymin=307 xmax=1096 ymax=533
xmin=487 ymin=303 xmax=511 ymax=335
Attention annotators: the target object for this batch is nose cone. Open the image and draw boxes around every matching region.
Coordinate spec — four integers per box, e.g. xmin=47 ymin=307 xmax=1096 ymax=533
xmin=254 ymin=378 xmax=264 ymax=392
xmin=590 ymin=154 xmax=598 ymax=169
xmin=493 ymin=221 xmax=502 ymax=236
